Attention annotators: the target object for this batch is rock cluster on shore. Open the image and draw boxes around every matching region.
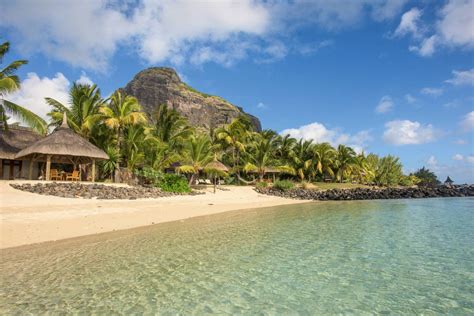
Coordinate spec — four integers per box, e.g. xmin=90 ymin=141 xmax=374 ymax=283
xmin=256 ymin=185 xmax=474 ymax=201
xmin=10 ymin=183 xmax=199 ymax=200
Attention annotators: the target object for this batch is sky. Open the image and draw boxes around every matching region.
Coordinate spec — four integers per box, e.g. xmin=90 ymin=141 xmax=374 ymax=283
xmin=1 ymin=0 xmax=473 ymax=183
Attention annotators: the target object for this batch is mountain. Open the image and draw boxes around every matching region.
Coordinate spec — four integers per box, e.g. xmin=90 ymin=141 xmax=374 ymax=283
xmin=122 ymin=67 xmax=261 ymax=131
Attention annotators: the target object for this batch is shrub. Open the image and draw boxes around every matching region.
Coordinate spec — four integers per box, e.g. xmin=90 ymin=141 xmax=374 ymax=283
xmin=273 ymin=180 xmax=294 ymax=191
xmin=134 ymin=167 xmax=164 ymax=186
xmin=159 ymin=174 xmax=190 ymax=193
xmin=255 ymin=181 xmax=268 ymax=189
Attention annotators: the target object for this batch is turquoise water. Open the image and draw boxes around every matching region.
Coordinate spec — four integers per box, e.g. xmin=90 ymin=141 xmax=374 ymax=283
xmin=1 ymin=198 xmax=473 ymax=314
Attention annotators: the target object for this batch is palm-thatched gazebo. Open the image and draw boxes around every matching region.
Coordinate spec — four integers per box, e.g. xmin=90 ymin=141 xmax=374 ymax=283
xmin=204 ymin=160 xmax=229 ymax=193
xmin=14 ymin=113 xmax=108 ymax=181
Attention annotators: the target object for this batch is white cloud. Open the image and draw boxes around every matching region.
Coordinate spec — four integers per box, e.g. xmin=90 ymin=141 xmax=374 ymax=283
xmin=0 ymin=0 xmax=412 ymax=70
xmin=454 ymin=139 xmax=467 ymax=145
xmin=256 ymin=102 xmax=267 ymax=109
xmin=394 ymin=8 xmax=423 ymax=37
xmin=405 ymin=94 xmax=417 ymax=104
xmin=409 ymin=35 xmax=437 ymax=57
xmin=424 ymin=154 xmax=474 ymax=183
xmin=375 ymin=95 xmax=394 ymax=113
xmin=5 ymin=72 xmax=70 ymax=120
xmin=280 ymin=122 xmax=372 ymax=151
xmin=0 ymin=0 xmax=269 ymax=70
xmin=445 ymin=68 xmax=474 ymax=86
xmin=427 ymin=155 xmax=438 ymax=167
xmin=437 ymin=0 xmax=474 ymax=48
xmin=453 ymin=154 xmax=464 ymax=160
xmin=402 ymin=0 xmax=474 ymax=57
xmin=383 ymin=120 xmax=437 ymax=145
xmin=460 ymin=111 xmax=474 ymax=131
xmin=420 ymin=87 xmax=443 ymax=97
xmin=76 ymin=72 xmax=94 ymax=85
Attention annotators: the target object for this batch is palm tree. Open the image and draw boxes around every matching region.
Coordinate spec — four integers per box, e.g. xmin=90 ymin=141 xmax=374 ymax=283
xmin=100 ymin=91 xmax=147 ymax=180
xmin=177 ymin=134 xmax=214 ymax=185
xmin=216 ymin=116 xmax=252 ymax=172
xmin=274 ymin=134 xmax=296 ymax=164
xmin=312 ymin=142 xmax=336 ymax=180
xmin=335 ymin=144 xmax=356 ymax=183
xmin=291 ymin=139 xmax=314 ymax=181
xmin=243 ymin=133 xmax=294 ymax=181
xmin=0 ymin=42 xmax=47 ymax=134
xmin=47 ymin=83 xmax=104 ymax=138
xmin=145 ymin=105 xmax=193 ymax=170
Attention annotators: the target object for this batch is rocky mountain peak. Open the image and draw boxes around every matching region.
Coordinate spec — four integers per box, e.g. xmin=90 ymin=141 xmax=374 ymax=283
xmin=123 ymin=67 xmax=261 ymax=131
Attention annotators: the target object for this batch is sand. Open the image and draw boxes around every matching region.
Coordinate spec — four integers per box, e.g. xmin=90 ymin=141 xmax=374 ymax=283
xmin=0 ymin=181 xmax=308 ymax=249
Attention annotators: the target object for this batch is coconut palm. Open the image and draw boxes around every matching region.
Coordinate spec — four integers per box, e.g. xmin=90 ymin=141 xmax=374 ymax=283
xmin=291 ymin=139 xmax=314 ymax=181
xmin=274 ymin=134 xmax=296 ymax=164
xmin=243 ymin=134 xmax=294 ymax=181
xmin=312 ymin=142 xmax=336 ymax=180
xmin=335 ymin=144 xmax=356 ymax=183
xmin=0 ymin=42 xmax=47 ymax=134
xmin=145 ymin=105 xmax=192 ymax=170
xmin=216 ymin=116 xmax=252 ymax=171
xmin=100 ymin=91 xmax=147 ymax=180
xmin=47 ymin=83 xmax=104 ymax=138
xmin=100 ymin=91 xmax=147 ymax=155
xmin=177 ymin=134 xmax=214 ymax=185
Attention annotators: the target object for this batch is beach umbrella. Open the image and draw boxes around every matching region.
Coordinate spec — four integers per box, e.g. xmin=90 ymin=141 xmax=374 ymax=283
xmin=204 ymin=160 xmax=228 ymax=193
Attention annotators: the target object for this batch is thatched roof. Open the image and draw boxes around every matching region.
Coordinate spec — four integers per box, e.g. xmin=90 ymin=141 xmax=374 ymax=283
xmin=0 ymin=125 xmax=43 ymax=159
xmin=444 ymin=176 xmax=454 ymax=184
xmin=205 ymin=160 xmax=229 ymax=172
xmin=15 ymin=113 xmax=109 ymax=161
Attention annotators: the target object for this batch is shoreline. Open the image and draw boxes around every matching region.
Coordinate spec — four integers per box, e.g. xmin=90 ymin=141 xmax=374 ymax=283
xmin=0 ymin=181 xmax=310 ymax=249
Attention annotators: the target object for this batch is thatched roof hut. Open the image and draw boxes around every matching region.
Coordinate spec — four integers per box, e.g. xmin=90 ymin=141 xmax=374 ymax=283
xmin=14 ymin=113 xmax=108 ymax=181
xmin=205 ymin=160 xmax=229 ymax=172
xmin=15 ymin=114 xmax=108 ymax=162
xmin=0 ymin=125 xmax=43 ymax=160
xmin=444 ymin=176 xmax=454 ymax=184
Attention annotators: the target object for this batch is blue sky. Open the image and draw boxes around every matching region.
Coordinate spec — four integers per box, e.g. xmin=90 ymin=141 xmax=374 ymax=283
xmin=1 ymin=0 xmax=473 ymax=182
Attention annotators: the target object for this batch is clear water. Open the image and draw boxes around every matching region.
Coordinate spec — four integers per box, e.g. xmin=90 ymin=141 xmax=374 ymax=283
xmin=1 ymin=198 xmax=473 ymax=314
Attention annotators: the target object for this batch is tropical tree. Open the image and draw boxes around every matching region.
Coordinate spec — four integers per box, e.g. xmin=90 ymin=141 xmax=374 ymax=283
xmin=100 ymin=91 xmax=147 ymax=156
xmin=216 ymin=116 xmax=252 ymax=172
xmin=47 ymin=83 xmax=104 ymax=138
xmin=413 ymin=167 xmax=440 ymax=186
xmin=312 ymin=142 xmax=336 ymax=180
xmin=335 ymin=144 xmax=356 ymax=183
xmin=243 ymin=133 xmax=294 ymax=181
xmin=0 ymin=41 xmax=47 ymax=134
xmin=274 ymin=134 xmax=296 ymax=164
xmin=374 ymin=155 xmax=403 ymax=186
xmin=145 ymin=105 xmax=193 ymax=170
xmin=177 ymin=134 xmax=214 ymax=185
xmin=291 ymin=139 xmax=314 ymax=181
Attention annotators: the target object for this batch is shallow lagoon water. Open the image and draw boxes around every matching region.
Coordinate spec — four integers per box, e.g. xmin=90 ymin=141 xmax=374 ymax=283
xmin=1 ymin=198 xmax=473 ymax=314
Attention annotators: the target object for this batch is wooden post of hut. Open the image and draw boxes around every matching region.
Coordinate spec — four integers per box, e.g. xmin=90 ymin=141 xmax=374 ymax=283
xmin=45 ymin=154 xmax=51 ymax=181
xmin=28 ymin=157 xmax=34 ymax=180
xmin=91 ymin=159 xmax=96 ymax=183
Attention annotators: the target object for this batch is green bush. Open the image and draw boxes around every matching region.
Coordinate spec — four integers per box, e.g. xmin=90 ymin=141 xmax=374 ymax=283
xmin=255 ymin=181 xmax=268 ymax=189
xmin=159 ymin=174 xmax=190 ymax=193
xmin=134 ymin=167 xmax=164 ymax=185
xmin=273 ymin=180 xmax=294 ymax=191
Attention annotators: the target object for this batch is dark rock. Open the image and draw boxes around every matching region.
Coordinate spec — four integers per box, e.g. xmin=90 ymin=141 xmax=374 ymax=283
xmin=255 ymin=185 xmax=474 ymax=201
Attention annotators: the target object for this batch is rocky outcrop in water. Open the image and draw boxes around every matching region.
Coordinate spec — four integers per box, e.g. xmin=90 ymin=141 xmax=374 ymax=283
xmin=255 ymin=185 xmax=474 ymax=201
xmin=123 ymin=67 xmax=261 ymax=131
xmin=10 ymin=183 xmax=200 ymax=200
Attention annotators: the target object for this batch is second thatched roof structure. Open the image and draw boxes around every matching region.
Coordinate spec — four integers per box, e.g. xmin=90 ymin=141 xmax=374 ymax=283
xmin=204 ymin=160 xmax=229 ymax=172
xmin=15 ymin=113 xmax=108 ymax=162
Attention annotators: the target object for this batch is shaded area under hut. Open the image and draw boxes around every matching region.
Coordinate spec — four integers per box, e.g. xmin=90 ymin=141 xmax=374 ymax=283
xmin=14 ymin=113 xmax=108 ymax=181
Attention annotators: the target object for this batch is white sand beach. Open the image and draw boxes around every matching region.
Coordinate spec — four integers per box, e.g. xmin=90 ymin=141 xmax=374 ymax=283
xmin=0 ymin=181 xmax=308 ymax=249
